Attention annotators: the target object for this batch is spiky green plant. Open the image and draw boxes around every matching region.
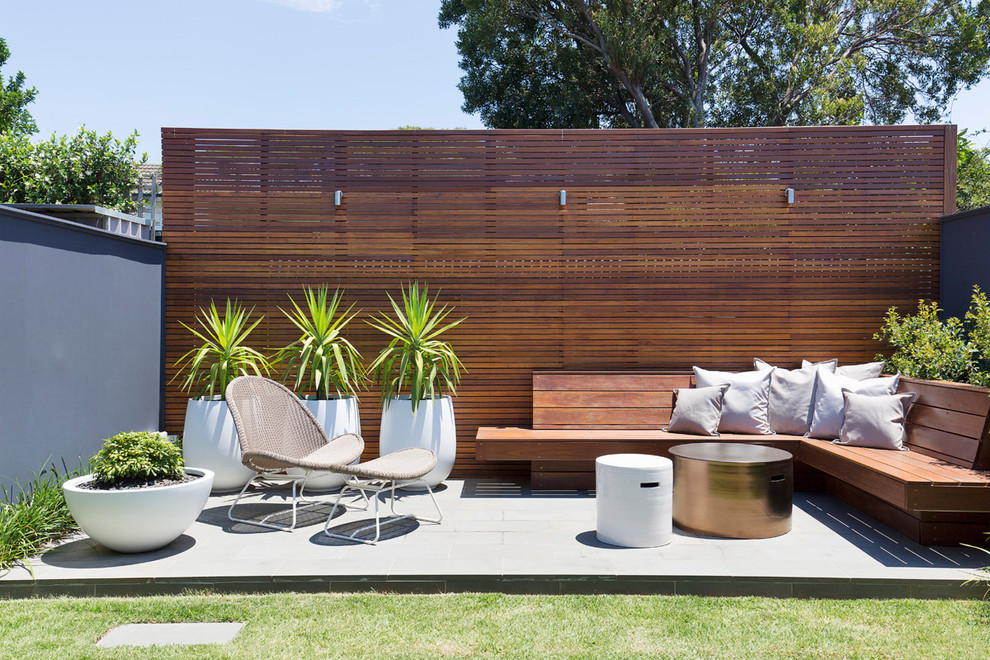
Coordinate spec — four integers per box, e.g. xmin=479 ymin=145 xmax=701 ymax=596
xmin=367 ymin=282 xmax=465 ymax=412
xmin=276 ymin=286 xmax=365 ymax=400
xmin=171 ymin=299 xmax=272 ymax=398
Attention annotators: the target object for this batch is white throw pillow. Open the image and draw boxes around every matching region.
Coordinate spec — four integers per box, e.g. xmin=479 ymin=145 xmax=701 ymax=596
xmin=693 ymin=367 xmax=773 ymax=434
xmin=802 ymin=359 xmax=884 ymax=380
xmin=834 ymin=390 xmax=916 ymax=450
xmin=836 ymin=361 xmax=886 ymax=380
xmin=807 ymin=368 xmax=900 ymax=439
xmin=780 ymin=358 xmax=838 ymax=372
xmin=753 ymin=359 xmax=836 ymax=435
xmin=665 ymin=385 xmax=729 ymax=436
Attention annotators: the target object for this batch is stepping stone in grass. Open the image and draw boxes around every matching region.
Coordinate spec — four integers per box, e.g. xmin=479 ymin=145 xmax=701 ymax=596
xmin=96 ymin=622 xmax=245 ymax=648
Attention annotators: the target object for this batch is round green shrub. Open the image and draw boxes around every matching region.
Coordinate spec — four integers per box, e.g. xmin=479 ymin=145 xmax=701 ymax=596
xmin=874 ymin=300 xmax=973 ymax=382
xmin=874 ymin=285 xmax=990 ymax=386
xmin=92 ymin=431 xmax=184 ymax=488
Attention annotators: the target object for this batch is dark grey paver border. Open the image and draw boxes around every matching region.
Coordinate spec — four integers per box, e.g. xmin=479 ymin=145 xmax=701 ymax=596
xmin=0 ymin=574 xmax=983 ymax=600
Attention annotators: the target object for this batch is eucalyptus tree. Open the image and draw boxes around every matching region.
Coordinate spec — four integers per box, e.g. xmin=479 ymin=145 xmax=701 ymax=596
xmin=0 ymin=38 xmax=37 ymax=135
xmin=439 ymin=0 xmax=990 ymax=128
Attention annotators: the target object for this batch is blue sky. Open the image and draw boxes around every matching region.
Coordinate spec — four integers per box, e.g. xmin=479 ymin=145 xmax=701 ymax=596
xmin=4 ymin=0 xmax=989 ymax=163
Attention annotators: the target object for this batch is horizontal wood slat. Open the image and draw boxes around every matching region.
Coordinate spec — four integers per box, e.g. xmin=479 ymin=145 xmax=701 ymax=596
xmin=162 ymin=126 xmax=952 ymax=478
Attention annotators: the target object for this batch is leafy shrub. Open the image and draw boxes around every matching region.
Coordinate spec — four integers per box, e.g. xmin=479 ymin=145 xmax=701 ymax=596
xmin=965 ymin=287 xmax=990 ymax=387
xmin=873 ymin=301 xmax=973 ymax=382
xmin=0 ymin=127 xmax=145 ymax=212
xmin=91 ymin=431 xmax=183 ymax=488
xmin=874 ymin=286 xmax=990 ymax=386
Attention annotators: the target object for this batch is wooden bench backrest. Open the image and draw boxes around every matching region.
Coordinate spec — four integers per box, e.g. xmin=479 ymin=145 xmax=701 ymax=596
xmin=533 ymin=371 xmax=693 ymax=430
xmin=898 ymin=377 xmax=990 ymax=469
xmin=532 ymin=371 xmax=990 ymax=470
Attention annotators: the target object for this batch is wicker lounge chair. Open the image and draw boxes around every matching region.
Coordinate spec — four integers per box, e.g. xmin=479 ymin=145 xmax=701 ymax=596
xmin=224 ymin=376 xmax=365 ymax=530
xmin=224 ymin=376 xmax=441 ymax=542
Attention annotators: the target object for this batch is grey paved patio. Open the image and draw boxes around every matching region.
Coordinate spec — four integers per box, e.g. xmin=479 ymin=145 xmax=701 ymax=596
xmin=2 ymin=479 xmax=987 ymax=598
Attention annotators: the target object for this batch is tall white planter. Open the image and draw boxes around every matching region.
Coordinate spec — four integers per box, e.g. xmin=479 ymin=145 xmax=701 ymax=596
xmin=379 ymin=395 xmax=456 ymax=488
xmin=181 ymin=397 xmax=256 ymax=493
xmin=286 ymin=396 xmax=362 ymax=491
xmin=63 ymin=468 xmax=214 ymax=553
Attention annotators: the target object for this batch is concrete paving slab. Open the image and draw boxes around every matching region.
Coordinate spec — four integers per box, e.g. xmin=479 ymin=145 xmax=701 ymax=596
xmin=96 ymin=622 xmax=244 ymax=647
xmin=3 ymin=481 xmax=988 ymax=598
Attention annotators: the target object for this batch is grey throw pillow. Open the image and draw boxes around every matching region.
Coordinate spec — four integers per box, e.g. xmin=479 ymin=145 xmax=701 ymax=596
xmin=803 ymin=359 xmax=884 ymax=380
xmin=693 ymin=367 xmax=773 ymax=434
xmin=807 ymin=368 xmax=900 ymax=439
xmin=753 ymin=359 xmax=835 ymax=435
xmin=775 ymin=358 xmax=838 ymax=372
xmin=666 ymin=385 xmax=729 ymax=436
xmin=836 ymin=361 xmax=885 ymax=380
xmin=834 ymin=390 xmax=917 ymax=450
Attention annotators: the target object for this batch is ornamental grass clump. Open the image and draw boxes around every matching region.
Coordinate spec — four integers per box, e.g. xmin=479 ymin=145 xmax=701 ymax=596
xmin=91 ymin=431 xmax=184 ymax=489
xmin=874 ymin=285 xmax=990 ymax=386
xmin=0 ymin=459 xmax=90 ymax=575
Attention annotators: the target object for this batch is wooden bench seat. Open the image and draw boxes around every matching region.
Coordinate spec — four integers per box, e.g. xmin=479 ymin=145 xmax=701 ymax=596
xmin=476 ymin=427 xmax=807 ymax=489
xmin=475 ymin=370 xmax=990 ymax=546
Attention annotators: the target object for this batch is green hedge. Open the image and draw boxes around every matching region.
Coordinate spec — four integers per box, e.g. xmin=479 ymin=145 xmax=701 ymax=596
xmin=0 ymin=127 xmax=144 ymax=212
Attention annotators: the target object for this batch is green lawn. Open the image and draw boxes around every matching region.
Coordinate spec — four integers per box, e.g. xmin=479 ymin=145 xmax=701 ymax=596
xmin=1 ymin=593 xmax=989 ymax=659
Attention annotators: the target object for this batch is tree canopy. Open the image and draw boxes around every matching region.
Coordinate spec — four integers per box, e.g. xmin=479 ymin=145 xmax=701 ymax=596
xmin=0 ymin=36 xmax=145 ymax=212
xmin=0 ymin=38 xmax=37 ymax=135
xmin=957 ymin=131 xmax=990 ymax=211
xmin=439 ymin=0 xmax=990 ymax=128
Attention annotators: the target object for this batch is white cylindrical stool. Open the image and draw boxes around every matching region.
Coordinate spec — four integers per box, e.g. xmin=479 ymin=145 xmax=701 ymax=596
xmin=596 ymin=453 xmax=673 ymax=548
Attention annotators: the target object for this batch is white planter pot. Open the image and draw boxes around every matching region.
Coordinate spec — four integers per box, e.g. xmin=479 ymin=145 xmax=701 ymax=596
xmin=63 ymin=468 xmax=214 ymax=553
xmin=379 ymin=395 xmax=455 ymax=488
xmin=285 ymin=396 xmax=362 ymax=491
xmin=181 ymin=397 xmax=256 ymax=492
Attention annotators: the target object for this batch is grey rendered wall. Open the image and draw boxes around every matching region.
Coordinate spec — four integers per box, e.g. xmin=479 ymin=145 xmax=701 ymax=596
xmin=0 ymin=205 xmax=165 ymax=494
xmin=941 ymin=206 xmax=990 ymax=320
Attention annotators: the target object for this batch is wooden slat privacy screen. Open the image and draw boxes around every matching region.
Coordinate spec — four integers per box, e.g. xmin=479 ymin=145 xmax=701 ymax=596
xmin=162 ymin=126 xmax=955 ymax=478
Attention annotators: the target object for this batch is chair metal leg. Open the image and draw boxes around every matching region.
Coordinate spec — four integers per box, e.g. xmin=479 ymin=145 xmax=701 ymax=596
xmin=323 ymin=477 xmax=443 ymax=545
xmin=388 ymin=479 xmax=443 ymax=524
xmin=227 ymin=473 xmax=327 ymax=531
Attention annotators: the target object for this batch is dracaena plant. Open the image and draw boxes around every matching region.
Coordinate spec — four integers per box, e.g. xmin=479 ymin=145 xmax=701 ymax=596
xmin=171 ymin=299 xmax=272 ymax=398
xmin=276 ymin=285 xmax=365 ymax=400
xmin=367 ymin=282 xmax=465 ymax=412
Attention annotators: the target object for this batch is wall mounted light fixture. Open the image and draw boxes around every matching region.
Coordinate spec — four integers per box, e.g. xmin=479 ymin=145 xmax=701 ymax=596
xmin=559 ymin=190 xmax=567 ymax=206
xmin=785 ymin=188 xmax=795 ymax=204
xmin=334 ymin=190 xmax=343 ymax=206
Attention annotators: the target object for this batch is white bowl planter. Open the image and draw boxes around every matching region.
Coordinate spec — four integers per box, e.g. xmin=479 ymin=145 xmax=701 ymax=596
xmin=379 ymin=395 xmax=456 ymax=489
xmin=181 ymin=397 xmax=256 ymax=493
xmin=285 ymin=395 xmax=362 ymax=491
xmin=63 ymin=468 xmax=214 ymax=553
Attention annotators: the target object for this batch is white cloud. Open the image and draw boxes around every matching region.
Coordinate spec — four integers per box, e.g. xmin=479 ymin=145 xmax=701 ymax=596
xmin=265 ymin=0 xmax=344 ymax=13
xmin=261 ymin=0 xmax=381 ymax=19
